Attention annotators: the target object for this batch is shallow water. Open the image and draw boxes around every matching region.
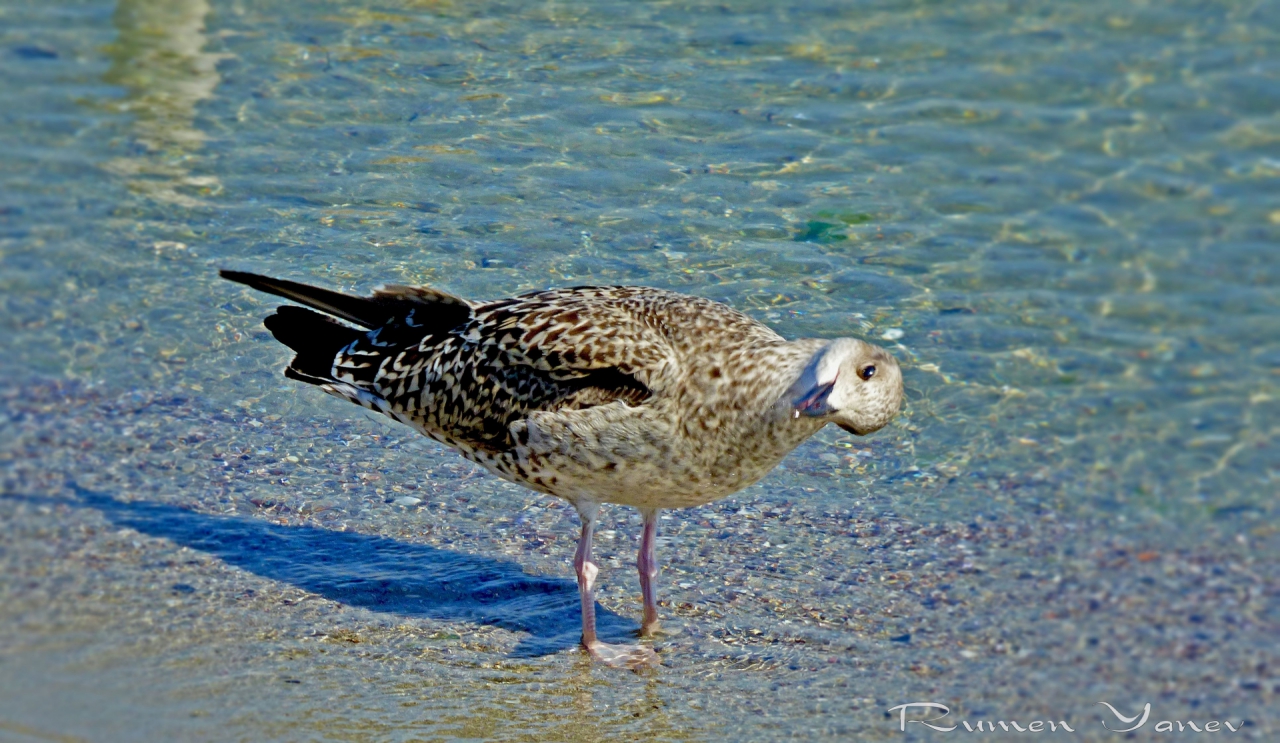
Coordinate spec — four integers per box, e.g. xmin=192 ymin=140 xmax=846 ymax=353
xmin=1 ymin=0 xmax=1276 ymax=740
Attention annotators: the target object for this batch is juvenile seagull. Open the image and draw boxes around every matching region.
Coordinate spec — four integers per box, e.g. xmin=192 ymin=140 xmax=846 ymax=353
xmin=220 ymin=270 xmax=903 ymax=668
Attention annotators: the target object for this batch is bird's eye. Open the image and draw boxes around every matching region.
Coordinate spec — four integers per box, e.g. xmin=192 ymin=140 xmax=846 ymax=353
xmin=859 ymin=365 xmax=876 ymax=381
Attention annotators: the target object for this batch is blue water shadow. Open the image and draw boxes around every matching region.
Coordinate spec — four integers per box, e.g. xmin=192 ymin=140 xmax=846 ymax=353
xmin=58 ymin=484 xmax=635 ymax=657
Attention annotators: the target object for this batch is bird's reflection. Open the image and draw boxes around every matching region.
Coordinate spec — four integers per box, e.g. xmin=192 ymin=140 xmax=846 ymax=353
xmin=101 ymin=0 xmax=224 ymax=206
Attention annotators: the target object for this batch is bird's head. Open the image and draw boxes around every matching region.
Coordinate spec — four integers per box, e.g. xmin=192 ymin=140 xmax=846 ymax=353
xmin=783 ymin=338 xmax=903 ymax=435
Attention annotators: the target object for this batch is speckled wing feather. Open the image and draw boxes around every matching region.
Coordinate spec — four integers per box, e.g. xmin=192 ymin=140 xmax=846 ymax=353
xmin=320 ymin=286 xmax=707 ymax=456
xmin=468 ymin=287 xmax=675 ymax=383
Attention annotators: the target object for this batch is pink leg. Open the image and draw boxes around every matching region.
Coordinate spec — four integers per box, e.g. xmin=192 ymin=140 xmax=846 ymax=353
xmin=572 ymin=501 xmax=658 ymax=669
xmin=573 ymin=502 xmax=601 ymax=648
xmin=637 ymin=508 xmax=661 ymax=636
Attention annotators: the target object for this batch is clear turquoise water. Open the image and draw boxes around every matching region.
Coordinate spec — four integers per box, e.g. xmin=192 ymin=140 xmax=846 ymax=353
xmin=1 ymin=0 xmax=1276 ymax=740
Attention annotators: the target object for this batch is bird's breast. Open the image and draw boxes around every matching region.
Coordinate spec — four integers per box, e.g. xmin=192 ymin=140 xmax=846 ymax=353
xmin=485 ymin=398 xmax=822 ymax=509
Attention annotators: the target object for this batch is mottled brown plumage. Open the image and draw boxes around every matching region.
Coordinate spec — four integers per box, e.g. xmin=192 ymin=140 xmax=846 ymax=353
xmin=221 ymin=270 xmax=904 ymax=667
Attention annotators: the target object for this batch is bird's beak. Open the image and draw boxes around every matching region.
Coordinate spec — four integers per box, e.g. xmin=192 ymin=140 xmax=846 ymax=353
xmin=792 ymin=380 xmax=835 ymax=417
xmin=785 ymin=368 xmax=837 ymax=418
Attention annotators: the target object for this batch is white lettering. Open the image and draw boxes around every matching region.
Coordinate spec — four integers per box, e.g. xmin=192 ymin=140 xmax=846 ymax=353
xmin=1098 ymin=702 xmax=1150 ymax=732
xmin=886 ymin=702 xmax=957 ymax=732
xmin=886 ymin=700 xmax=1241 ymax=735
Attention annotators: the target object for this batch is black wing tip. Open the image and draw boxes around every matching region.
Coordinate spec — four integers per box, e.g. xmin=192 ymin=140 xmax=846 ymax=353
xmin=264 ymin=306 xmax=362 ymax=379
xmin=219 ymin=269 xmax=276 ymax=290
xmin=220 ymin=268 xmax=473 ymax=334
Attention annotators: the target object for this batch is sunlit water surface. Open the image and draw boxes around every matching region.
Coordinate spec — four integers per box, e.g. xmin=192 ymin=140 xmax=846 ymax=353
xmin=1 ymin=0 xmax=1276 ymax=740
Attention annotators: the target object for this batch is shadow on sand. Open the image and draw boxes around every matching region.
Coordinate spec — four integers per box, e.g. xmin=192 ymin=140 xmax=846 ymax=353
xmin=54 ymin=484 xmax=635 ymax=656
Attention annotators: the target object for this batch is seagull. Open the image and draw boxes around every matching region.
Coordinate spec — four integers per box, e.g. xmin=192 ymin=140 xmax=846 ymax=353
xmin=220 ymin=270 xmax=904 ymax=668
